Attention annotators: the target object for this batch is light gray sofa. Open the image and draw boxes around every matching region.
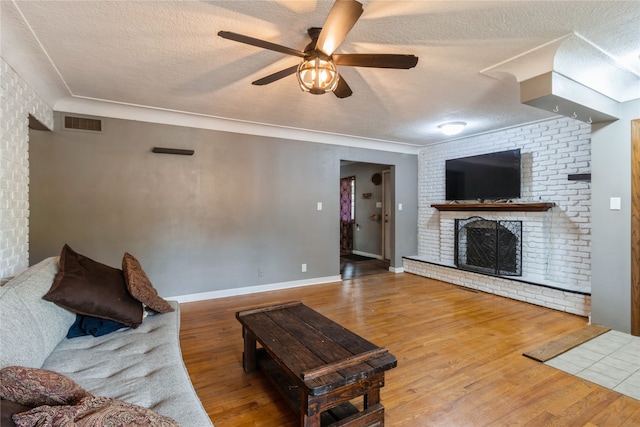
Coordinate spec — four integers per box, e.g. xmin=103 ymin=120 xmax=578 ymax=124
xmin=0 ymin=256 xmax=213 ymax=427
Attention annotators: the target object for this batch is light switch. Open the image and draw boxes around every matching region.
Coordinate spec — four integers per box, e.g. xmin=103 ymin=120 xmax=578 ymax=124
xmin=398 ymin=203 xmax=403 ymax=211
xmin=376 ymin=202 xmax=382 ymax=208
xmin=610 ymin=197 xmax=621 ymax=210
xmin=317 ymin=202 xmax=323 ymax=211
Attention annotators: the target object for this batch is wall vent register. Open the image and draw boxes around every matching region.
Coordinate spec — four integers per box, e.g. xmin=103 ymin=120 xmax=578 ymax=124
xmin=63 ymin=115 xmax=102 ymax=132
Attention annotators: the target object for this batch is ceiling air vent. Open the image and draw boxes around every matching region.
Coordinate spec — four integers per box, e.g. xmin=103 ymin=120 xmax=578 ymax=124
xmin=64 ymin=115 xmax=102 ymax=132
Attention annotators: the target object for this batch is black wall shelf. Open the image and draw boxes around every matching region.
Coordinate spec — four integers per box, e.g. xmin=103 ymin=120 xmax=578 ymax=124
xmin=152 ymin=147 xmax=195 ymax=156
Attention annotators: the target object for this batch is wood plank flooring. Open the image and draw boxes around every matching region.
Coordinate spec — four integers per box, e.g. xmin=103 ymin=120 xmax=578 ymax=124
xmin=179 ymin=272 xmax=640 ymax=426
xmin=523 ymin=324 xmax=610 ymax=362
xmin=340 ymin=256 xmax=390 ymax=279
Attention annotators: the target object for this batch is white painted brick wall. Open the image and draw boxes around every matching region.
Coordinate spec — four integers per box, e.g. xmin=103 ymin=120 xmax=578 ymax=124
xmin=415 ymin=118 xmax=591 ymax=311
xmin=0 ymin=58 xmax=53 ymax=278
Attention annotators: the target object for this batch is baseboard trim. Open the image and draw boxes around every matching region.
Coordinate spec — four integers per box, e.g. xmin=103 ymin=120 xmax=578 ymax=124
xmin=351 ymin=250 xmax=383 ymax=260
xmin=169 ymin=275 xmax=342 ymax=303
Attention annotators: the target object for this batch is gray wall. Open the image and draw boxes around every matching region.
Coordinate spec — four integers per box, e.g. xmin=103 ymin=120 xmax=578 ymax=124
xmin=340 ymin=162 xmax=387 ymax=257
xmin=29 ymin=114 xmax=417 ymax=297
xmin=591 ymin=99 xmax=639 ymax=333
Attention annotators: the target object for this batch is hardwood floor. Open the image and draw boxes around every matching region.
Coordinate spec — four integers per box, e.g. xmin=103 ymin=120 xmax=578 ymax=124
xmin=340 ymin=256 xmax=390 ymax=279
xmin=179 ymin=273 xmax=640 ymax=426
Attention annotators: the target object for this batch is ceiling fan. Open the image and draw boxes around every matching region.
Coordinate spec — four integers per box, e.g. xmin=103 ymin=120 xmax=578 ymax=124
xmin=218 ymin=0 xmax=418 ymax=98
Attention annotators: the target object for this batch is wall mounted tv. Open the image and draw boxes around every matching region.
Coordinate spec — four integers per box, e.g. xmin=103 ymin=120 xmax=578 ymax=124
xmin=446 ymin=149 xmax=521 ymax=201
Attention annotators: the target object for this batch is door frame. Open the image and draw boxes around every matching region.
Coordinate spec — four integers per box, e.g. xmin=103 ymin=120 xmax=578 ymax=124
xmin=631 ymin=119 xmax=639 ymax=336
xmin=381 ymin=170 xmax=391 ymax=260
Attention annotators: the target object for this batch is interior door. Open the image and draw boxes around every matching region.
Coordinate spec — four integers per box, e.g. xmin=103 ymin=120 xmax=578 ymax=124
xmin=382 ymin=170 xmax=391 ymax=260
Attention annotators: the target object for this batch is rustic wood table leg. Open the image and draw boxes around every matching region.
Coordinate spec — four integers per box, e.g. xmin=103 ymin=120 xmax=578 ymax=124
xmin=300 ymin=412 xmax=321 ymax=427
xmin=242 ymin=327 xmax=257 ymax=373
xmin=301 ymin=390 xmax=320 ymax=427
xmin=364 ymin=387 xmax=380 ymax=409
xmin=301 ymin=409 xmax=321 ymax=426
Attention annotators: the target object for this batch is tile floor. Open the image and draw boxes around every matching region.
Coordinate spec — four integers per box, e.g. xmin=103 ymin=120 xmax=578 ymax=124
xmin=545 ymin=330 xmax=640 ymax=401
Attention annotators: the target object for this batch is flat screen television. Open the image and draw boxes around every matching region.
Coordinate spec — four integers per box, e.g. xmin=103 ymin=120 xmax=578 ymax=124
xmin=446 ymin=149 xmax=521 ymax=201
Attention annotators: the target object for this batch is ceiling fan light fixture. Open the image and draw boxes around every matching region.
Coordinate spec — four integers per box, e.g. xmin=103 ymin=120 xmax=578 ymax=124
xmin=297 ymin=57 xmax=339 ymax=95
xmin=438 ymin=121 xmax=467 ymax=136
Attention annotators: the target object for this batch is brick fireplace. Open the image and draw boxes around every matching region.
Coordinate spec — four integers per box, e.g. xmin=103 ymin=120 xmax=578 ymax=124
xmin=406 ymin=117 xmax=592 ymax=316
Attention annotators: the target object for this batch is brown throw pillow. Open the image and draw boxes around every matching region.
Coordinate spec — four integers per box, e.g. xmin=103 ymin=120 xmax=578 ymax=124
xmin=12 ymin=396 xmax=180 ymax=427
xmin=122 ymin=253 xmax=174 ymax=314
xmin=0 ymin=366 xmax=90 ymax=407
xmin=43 ymin=245 xmax=143 ymax=328
xmin=1 ymin=399 xmax=33 ymax=427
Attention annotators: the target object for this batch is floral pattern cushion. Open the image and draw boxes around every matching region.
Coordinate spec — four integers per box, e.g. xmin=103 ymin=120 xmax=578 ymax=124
xmin=0 ymin=367 xmax=90 ymax=407
xmin=12 ymin=396 xmax=180 ymax=427
xmin=122 ymin=253 xmax=174 ymax=314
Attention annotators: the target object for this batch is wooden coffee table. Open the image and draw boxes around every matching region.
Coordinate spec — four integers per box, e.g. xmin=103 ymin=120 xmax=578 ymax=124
xmin=236 ymin=301 xmax=397 ymax=427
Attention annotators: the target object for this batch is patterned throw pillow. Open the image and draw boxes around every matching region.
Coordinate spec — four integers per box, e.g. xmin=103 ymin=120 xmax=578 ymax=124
xmin=12 ymin=396 xmax=180 ymax=427
xmin=122 ymin=253 xmax=174 ymax=314
xmin=0 ymin=366 xmax=90 ymax=407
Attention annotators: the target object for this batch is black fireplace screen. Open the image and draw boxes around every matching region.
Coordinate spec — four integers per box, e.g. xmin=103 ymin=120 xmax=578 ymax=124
xmin=454 ymin=217 xmax=522 ymax=276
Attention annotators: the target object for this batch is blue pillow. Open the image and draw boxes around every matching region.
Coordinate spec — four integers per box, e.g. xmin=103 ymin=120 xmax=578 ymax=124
xmin=67 ymin=314 xmax=129 ymax=338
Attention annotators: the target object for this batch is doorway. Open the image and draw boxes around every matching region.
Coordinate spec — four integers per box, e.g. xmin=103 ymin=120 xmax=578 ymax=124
xmin=339 ymin=161 xmax=392 ymax=277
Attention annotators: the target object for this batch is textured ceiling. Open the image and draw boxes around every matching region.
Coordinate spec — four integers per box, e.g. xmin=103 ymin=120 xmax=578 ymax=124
xmin=3 ymin=1 xmax=639 ymax=152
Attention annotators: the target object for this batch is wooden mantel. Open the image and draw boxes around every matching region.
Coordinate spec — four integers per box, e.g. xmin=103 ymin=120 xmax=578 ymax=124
xmin=431 ymin=202 xmax=554 ymax=212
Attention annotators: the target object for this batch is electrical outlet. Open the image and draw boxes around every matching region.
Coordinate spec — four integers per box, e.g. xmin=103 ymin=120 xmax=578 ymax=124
xmin=257 ymin=268 xmax=264 ymax=277
xmin=301 ymin=264 xmax=307 ymax=272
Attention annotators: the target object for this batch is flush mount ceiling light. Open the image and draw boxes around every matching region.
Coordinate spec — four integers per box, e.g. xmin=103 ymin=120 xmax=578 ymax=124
xmin=438 ymin=121 xmax=467 ymax=136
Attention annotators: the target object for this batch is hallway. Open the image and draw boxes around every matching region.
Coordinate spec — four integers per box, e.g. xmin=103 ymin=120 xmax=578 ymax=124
xmin=340 ymin=255 xmax=390 ymax=279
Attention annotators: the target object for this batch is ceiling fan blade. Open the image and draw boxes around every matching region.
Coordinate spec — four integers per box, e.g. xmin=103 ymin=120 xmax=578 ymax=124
xmin=218 ymin=31 xmax=305 ymax=58
xmin=316 ymin=0 xmax=363 ymax=56
xmin=333 ymin=54 xmax=419 ymax=69
xmin=333 ymin=76 xmax=353 ymax=98
xmin=252 ymin=65 xmax=299 ymax=86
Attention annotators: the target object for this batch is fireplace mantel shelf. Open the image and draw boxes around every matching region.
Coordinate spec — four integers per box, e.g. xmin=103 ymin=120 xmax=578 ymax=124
xmin=431 ymin=202 xmax=555 ymax=212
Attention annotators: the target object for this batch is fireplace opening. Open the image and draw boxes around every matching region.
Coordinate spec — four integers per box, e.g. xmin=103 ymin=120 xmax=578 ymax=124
xmin=455 ymin=217 xmax=522 ymax=276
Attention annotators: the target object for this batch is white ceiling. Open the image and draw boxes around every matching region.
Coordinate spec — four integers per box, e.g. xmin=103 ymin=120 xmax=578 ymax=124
xmin=3 ymin=1 xmax=639 ymax=153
